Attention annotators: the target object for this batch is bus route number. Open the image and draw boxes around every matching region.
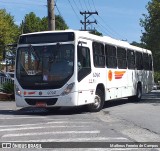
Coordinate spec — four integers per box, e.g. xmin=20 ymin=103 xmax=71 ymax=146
xmin=93 ymin=73 xmax=100 ymax=78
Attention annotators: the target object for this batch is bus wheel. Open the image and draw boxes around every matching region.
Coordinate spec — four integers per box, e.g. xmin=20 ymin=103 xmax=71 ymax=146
xmin=87 ymin=89 xmax=104 ymax=112
xmin=129 ymin=85 xmax=142 ymax=102
xmin=136 ymin=85 xmax=142 ymax=101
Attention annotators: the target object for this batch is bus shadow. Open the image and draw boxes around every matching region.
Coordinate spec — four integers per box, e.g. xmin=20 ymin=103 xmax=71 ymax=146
xmin=0 ymin=98 xmax=160 ymax=116
xmin=103 ymin=90 xmax=160 ymax=109
xmin=103 ymin=99 xmax=130 ymax=109
xmin=0 ymin=106 xmax=89 ymax=116
xmin=140 ymin=90 xmax=160 ymax=105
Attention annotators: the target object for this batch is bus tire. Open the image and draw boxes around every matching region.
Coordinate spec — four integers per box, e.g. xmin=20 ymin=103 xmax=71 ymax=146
xmin=136 ymin=85 xmax=142 ymax=101
xmin=129 ymin=85 xmax=142 ymax=102
xmin=87 ymin=89 xmax=104 ymax=112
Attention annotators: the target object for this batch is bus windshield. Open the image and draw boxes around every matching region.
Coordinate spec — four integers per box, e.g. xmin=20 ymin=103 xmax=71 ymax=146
xmin=16 ymin=44 xmax=74 ymax=89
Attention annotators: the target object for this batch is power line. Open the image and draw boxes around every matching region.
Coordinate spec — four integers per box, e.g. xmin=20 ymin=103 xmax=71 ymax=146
xmin=91 ymin=0 xmax=97 ymax=11
xmin=72 ymin=0 xmax=81 ymax=12
xmin=83 ymin=0 xmax=90 ymax=11
xmin=88 ymin=0 xmax=127 ymax=40
xmin=88 ymin=0 xmax=93 ymax=11
xmin=55 ymin=1 xmax=62 ymax=16
xmin=82 ymin=7 xmax=114 ymax=37
xmin=96 ymin=20 xmax=117 ymax=37
xmin=78 ymin=0 xmax=84 ymax=11
xmin=80 ymin=11 xmax=98 ymax=31
xmin=67 ymin=0 xmax=81 ymax=21
xmin=95 ymin=24 xmax=112 ymax=37
xmin=97 ymin=14 xmax=127 ymax=40
xmin=0 ymin=0 xmax=45 ymax=7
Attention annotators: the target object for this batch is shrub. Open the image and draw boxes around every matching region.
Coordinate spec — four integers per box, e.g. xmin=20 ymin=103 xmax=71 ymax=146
xmin=154 ymin=71 xmax=160 ymax=83
xmin=1 ymin=82 xmax=14 ymax=94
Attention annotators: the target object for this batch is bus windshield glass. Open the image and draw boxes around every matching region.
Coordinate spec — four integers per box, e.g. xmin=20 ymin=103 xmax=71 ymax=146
xmin=16 ymin=44 xmax=74 ymax=89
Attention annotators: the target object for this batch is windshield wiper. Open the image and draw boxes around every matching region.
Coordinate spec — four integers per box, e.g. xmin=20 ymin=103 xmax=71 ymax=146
xmin=29 ymin=44 xmax=40 ymax=61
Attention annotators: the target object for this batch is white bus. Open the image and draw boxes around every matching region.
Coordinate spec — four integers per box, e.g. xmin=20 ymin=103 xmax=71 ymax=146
xmin=15 ymin=30 xmax=154 ymax=112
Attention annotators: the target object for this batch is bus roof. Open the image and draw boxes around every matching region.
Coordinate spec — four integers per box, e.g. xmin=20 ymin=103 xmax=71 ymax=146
xmin=20 ymin=29 xmax=151 ymax=54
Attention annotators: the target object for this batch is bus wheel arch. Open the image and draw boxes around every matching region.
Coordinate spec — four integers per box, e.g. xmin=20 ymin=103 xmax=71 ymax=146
xmin=129 ymin=82 xmax=142 ymax=102
xmin=136 ymin=82 xmax=142 ymax=101
xmin=87 ymin=84 xmax=105 ymax=112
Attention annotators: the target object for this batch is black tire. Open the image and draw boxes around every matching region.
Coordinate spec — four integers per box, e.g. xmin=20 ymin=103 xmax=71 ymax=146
xmin=87 ymin=89 xmax=104 ymax=112
xmin=129 ymin=85 xmax=142 ymax=102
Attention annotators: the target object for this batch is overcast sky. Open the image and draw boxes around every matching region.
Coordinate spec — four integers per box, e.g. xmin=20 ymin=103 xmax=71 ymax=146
xmin=0 ymin=0 xmax=149 ymax=43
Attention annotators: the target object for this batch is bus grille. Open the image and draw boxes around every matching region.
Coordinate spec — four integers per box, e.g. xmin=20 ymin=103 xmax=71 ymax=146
xmin=25 ymin=98 xmax=58 ymax=106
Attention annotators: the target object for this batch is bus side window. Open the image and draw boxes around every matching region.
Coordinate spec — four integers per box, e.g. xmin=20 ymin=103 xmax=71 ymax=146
xmin=117 ymin=47 xmax=127 ymax=69
xmin=105 ymin=44 xmax=117 ymax=68
xmin=93 ymin=42 xmax=105 ymax=68
xmin=148 ymin=54 xmax=153 ymax=71
xmin=77 ymin=46 xmax=91 ymax=82
xmin=136 ymin=51 xmax=143 ymax=70
xmin=78 ymin=46 xmax=91 ymax=69
xmin=143 ymin=53 xmax=149 ymax=70
xmin=127 ymin=49 xmax=135 ymax=69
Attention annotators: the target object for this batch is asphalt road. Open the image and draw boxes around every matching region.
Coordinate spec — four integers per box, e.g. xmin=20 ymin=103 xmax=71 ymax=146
xmin=0 ymin=90 xmax=160 ymax=151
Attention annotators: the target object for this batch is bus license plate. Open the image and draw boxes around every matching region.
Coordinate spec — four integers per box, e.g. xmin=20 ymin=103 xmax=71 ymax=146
xmin=36 ymin=102 xmax=46 ymax=107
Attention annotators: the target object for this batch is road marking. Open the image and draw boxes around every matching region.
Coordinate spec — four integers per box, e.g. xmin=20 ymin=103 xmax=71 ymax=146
xmin=0 ymin=121 xmax=93 ymax=128
xmin=0 ymin=125 xmax=89 ymax=132
xmin=3 ymin=137 xmax=128 ymax=142
xmin=3 ymin=131 xmax=100 ymax=137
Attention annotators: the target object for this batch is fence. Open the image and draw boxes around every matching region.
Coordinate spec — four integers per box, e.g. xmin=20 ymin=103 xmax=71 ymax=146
xmin=0 ymin=76 xmax=14 ymax=85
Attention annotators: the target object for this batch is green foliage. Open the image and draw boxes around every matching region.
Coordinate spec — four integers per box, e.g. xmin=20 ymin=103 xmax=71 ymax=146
xmin=140 ymin=0 xmax=160 ymax=71
xmin=90 ymin=30 xmax=103 ymax=36
xmin=0 ymin=9 xmax=20 ymax=60
xmin=55 ymin=15 xmax=68 ymax=30
xmin=0 ymin=82 xmax=14 ymax=94
xmin=154 ymin=71 xmax=160 ymax=83
xmin=21 ymin=12 xmax=68 ymax=33
xmin=130 ymin=41 xmax=146 ymax=48
xmin=40 ymin=17 xmax=48 ymax=31
xmin=22 ymin=12 xmax=41 ymax=33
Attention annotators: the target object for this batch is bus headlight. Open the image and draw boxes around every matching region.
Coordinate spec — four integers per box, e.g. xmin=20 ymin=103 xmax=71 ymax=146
xmin=14 ymin=85 xmax=22 ymax=97
xmin=61 ymin=83 xmax=75 ymax=96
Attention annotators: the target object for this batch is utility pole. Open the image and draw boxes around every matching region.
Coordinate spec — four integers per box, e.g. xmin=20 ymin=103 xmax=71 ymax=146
xmin=47 ymin=0 xmax=55 ymax=30
xmin=80 ymin=11 xmax=98 ymax=31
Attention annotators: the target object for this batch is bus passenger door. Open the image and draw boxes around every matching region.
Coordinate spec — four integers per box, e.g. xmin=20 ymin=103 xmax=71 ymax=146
xmin=77 ymin=39 xmax=94 ymax=106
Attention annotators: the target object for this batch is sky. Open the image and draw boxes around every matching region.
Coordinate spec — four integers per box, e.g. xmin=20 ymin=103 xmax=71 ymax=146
xmin=0 ymin=0 xmax=150 ymax=43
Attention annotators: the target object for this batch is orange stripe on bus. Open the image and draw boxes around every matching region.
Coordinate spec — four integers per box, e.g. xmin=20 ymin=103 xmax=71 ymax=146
xmin=114 ymin=71 xmax=126 ymax=79
xmin=115 ymin=77 xmax=122 ymax=79
xmin=115 ymin=74 xmax=123 ymax=77
xmin=114 ymin=71 xmax=126 ymax=75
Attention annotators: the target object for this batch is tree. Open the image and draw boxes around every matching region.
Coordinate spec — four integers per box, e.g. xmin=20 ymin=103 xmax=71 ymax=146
xmin=130 ymin=41 xmax=145 ymax=48
xmin=90 ymin=29 xmax=103 ymax=36
xmin=22 ymin=12 xmax=41 ymax=33
xmin=0 ymin=9 xmax=19 ymax=60
xmin=21 ymin=12 xmax=68 ymax=33
xmin=40 ymin=17 xmax=48 ymax=31
xmin=40 ymin=15 xmax=68 ymax=31
xmin=140 ymin=0 xmax=160 ymax=71
xmin=55 ymin=15 xmax=68 ymax=30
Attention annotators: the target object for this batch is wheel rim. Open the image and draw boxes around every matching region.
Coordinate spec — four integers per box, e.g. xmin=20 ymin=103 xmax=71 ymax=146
xmin=92 ymin=95 xmax=101 ymax=109
xmin=137 ymin=87 xmax=141 ymax=98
